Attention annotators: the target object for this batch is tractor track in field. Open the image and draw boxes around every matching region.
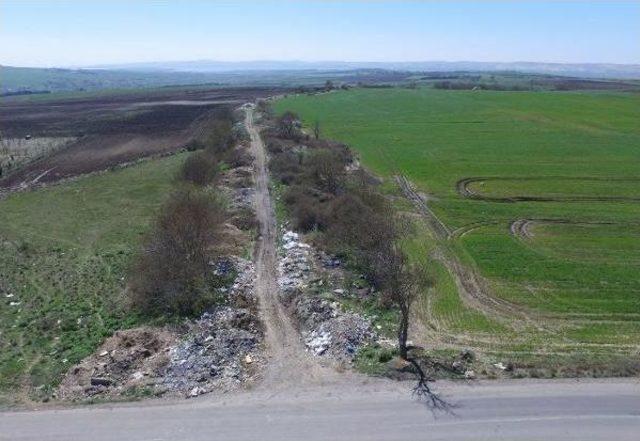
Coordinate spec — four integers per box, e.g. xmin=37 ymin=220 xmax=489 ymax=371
xmin=509 ymin=218 xmax=640 ymax=240
xmin=395 ymin=175 xmax=538 ymax=328
xmin=448 ymin=220 xmax=503 ymax=239
xmin=456 ymin=176 xmax=640 ymax=203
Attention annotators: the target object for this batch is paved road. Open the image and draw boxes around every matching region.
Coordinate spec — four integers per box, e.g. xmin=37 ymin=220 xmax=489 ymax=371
xmin=2 ymin=378 xmax=639 ymax=441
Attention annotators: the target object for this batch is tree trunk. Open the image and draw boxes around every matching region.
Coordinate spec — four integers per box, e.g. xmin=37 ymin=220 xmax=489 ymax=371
xmin=398 ymin=306 xmax=409 ymax=359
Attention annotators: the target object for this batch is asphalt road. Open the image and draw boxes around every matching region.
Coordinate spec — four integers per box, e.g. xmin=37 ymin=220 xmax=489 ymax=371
xmin=2 ymin=378 xmax=639 ymax=441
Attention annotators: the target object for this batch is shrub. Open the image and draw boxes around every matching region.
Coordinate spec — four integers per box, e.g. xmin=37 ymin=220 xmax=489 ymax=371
xmin=305 ymin=149 xmax=346 ymax=194
xmin=205 ymin=119 xmax=233 ymax=155
xmin=324 ymin=191 xmax=396 ymax=286
xmin=179 ymin=152 xmax=218 ymax=186
xmin=128 ymin=189 xmax=227 ymax=316
xmin=270 ymin=151 xmax=303 ymax=185
xmin=221 ymin=147 xmax=252 ymax=168
xmin=283 ymin=185 xmax=326 ymax=232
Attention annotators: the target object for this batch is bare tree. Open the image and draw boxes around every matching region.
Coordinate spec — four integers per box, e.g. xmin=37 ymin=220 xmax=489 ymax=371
xmin=179 ymin=151 xmax=218 ymax=186
xmin=306 ymin=149 xmax=346 ymax=195
xmin=324 ymin=80 xmax=334 ymax=91
xmin=128 ymin=189 xmax=227 ymax=316
xmin=276 ymin=111 xmax=300 ymax=139
xmin=377 ymin=226 xmax=452 ymax=412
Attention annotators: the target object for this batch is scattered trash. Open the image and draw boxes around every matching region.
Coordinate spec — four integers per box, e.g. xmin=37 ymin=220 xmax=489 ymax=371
xmin=58 ymin=258 xmax=264 ymax=400
xmin=279 ymin=230 xmax=377 ymax=363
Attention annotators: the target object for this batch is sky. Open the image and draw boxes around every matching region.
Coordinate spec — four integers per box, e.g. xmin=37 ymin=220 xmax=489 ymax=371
xmin=1 ymin=1 xmax=639 ymax=67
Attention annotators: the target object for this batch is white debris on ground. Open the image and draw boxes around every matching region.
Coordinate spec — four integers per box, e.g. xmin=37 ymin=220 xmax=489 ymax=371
xmin=278 ymin=230 xmax=377 ymax=363
xmin=161 ymin=305 xmax=262 ymax=397
xmin=58 ymin=258 xmax=263 ymax=400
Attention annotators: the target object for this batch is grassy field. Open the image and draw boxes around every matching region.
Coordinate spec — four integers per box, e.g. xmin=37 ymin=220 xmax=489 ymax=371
xmin=275 ymin=88 xmax=640 ymax=373
xmin=0 ymin=154 xmax=186 ymax=403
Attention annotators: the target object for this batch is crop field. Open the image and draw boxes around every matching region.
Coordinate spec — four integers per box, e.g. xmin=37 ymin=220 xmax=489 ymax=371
xmin=275 ymin=88 xmax=640 ymax=374
xmin=0 ymin=153 xmax=186 ymax=404
xmin=0 ymin=87 xmax=272 ymax=190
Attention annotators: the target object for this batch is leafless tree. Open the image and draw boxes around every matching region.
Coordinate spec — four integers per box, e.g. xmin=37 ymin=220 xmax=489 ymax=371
xmin=376 ymin=224 xmax=452 ymax=412
xmin=128 ymin=189 xmax=227 ymax=316
xmin=306 ymin=149 xmax=345 ymax=195
xmin=276 ymin=111 xmax=300 ymax=140
xmin=179 ymin=151 xmax=218 ymax=186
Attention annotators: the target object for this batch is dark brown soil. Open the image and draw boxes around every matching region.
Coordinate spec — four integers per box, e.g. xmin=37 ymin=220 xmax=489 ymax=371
xmin=0 ymin=87 xmax=276 ymax=190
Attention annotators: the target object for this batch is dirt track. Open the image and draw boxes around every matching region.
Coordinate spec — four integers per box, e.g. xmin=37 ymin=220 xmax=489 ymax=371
xmin=246 ymin=106 xmax=341 ymax=389
xmin=509 ymin=218 xmax=637 ymax=240
xmin=395 ymin=175 xmax=536 ymax=326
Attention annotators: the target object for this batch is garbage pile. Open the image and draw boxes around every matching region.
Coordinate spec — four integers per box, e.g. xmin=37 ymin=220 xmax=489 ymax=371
xmin=161 ymin=306 xmax=262 ymax=397
xmin=58 ymin=258 xmax=262 ymax=400
xmin=278 ymin=230 xmax=376 ymax=363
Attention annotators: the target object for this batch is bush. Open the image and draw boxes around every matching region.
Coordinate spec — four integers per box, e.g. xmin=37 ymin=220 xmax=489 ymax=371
xmin=205 ymin=119 xmax=234 ymax=155
xmin=221 ymin=147 xmax=252 ymax=168
xmin=324 ymin=191 xmax=396 ymax=286
xmin=270 ymin=151 xmax=303 ymax=185
xmin=179 ymin=152 xmax=218 ymax=186
xmin=283 ymin=185 xmax=327 ymax=232
xmin=128 ymin=189 xmax=227 ymax=316
xmin=305 ymin=149 xmax=346 ymax=194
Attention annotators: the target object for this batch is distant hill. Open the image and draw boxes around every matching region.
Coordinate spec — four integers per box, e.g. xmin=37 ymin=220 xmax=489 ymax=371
xmin=2 ymin=61 xmax=640 ymax=95
xmin=95 ymin=60 xmax=640 ymax=80
xmin=0 ymin=65 xmax=224 ymax=95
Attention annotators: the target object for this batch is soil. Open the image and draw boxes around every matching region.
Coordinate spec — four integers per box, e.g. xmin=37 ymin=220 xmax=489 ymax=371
xmin=0 ymin=88 xmax=275 ymax=191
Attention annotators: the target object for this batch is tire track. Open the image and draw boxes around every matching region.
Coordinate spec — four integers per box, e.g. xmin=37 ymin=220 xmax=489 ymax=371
xmin=395 ymin=175 xmax=538 ymax=327
xmin=509 ymin=218 xmax=639 ymax=240
xmin=457 ymin=176 xmax=640 ymax=203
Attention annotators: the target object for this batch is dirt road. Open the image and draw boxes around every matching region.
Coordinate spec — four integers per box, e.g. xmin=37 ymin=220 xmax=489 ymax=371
xmin=246 ymin=106 xmax=340 ymax=388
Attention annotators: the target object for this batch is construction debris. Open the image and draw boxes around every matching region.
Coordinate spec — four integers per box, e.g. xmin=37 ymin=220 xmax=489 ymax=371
xmin=278 ymin=230 xmax=377 ymax=363
xmin=58 ymin=258 xmax=263 ymax=401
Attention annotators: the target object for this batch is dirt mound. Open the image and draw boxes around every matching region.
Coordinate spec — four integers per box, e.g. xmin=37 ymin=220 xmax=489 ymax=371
xmin=58 ymin=327 xmax=178 ymax=400
xmin=161 ymin=307 xmax=263 ymax=397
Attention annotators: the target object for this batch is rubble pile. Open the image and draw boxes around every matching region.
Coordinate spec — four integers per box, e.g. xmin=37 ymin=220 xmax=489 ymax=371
xmin=303 ymin=309 xmax=376 ymax=362
xmin=278 ymin=230 xmax=376 ymax=363
xmin=278 ymin=231 xmax=312 ymax=301
xmin=57 ymin=328 xmax=178 ymax=400
xmin=162 ymin=306 xmax=262 ymax=397
xmin=58 ymin=258 xmax=263 ymax=400
xmin=220 ymin=166 xmax=255 ymax=210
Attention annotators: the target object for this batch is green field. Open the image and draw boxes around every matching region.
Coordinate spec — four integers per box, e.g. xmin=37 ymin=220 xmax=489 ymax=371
xmin=275 ymin=88 xmax=640 ymax=372
xmin=0 ymin=154 xmax=185 ymax=403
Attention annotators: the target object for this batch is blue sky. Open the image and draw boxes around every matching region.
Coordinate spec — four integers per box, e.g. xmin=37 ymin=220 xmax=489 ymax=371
xmin=1 ymin=1 xmax=638 ymax=67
